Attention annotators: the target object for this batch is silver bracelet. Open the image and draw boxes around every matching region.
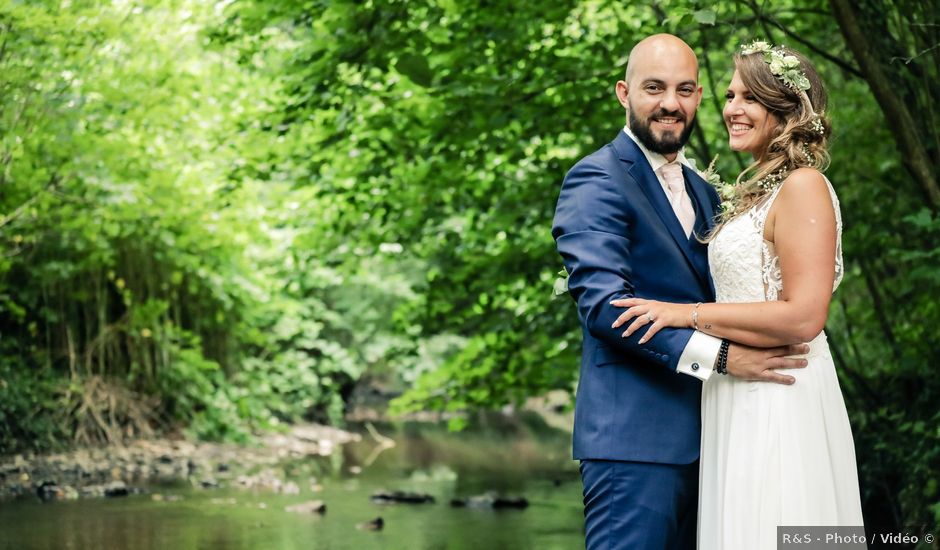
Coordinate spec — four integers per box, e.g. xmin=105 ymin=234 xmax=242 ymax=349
xmin=691 ymin=302 xmax=702 ymax=330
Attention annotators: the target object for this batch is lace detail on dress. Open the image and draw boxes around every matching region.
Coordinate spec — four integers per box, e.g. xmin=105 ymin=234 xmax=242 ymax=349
xmin=709 ymin=176 xmax=843 ymax=305
xmin=761 ymin=246 xmax=783 ymax=301
xmin=830 ymin=182 xmax=844 ymax=289
xmin=752 ymin=184 xmax=787 ymax=301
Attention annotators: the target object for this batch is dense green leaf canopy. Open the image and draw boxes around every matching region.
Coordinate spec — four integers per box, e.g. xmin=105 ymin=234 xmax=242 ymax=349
xmin=1 ymin=0 xmax=937 ymax=531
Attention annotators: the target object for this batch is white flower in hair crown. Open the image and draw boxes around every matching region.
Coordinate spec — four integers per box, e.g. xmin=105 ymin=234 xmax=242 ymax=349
xmin=740 ymin=41 xmax=811 ymax=92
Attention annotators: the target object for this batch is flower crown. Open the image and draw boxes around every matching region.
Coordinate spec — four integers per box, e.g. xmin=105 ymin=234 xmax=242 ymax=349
xmin=740 ymin=41 xmax=810 ymax=92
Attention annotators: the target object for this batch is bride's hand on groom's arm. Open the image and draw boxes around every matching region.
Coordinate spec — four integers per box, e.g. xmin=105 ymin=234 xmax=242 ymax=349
xmin=609 ymin=297 xmax=692 ymax=344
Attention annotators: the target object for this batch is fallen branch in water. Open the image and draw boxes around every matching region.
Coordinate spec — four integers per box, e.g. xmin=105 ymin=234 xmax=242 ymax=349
xmin=363 ymin=422 xmax=395 ymax=466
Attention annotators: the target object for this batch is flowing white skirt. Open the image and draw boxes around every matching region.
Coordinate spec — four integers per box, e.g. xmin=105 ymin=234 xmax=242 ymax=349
xmin=697 ymin=332 xmax=864 ymax=550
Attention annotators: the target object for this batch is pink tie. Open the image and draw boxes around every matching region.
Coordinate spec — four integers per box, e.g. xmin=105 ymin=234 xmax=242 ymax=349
xmin=659 ymin=163 xmax=696 ymax=237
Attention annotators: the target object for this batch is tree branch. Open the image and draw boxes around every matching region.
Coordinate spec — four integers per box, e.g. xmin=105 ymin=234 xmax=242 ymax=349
xmin=745 ymin=1 xmax=864 ymax=78
xmin=858 ymin=256 xmax=901 ymax=360
xmin=829 ymin=0 xmax=940 ymax=209
xmin=0 ymin=195 xmax=37 ymax=230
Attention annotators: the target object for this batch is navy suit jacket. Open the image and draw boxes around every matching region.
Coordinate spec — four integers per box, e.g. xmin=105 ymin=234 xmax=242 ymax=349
xmin=552 ymin=131 xmax=721 ymax=465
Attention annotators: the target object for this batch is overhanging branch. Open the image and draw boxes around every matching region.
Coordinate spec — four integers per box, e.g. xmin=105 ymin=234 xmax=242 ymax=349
xmin=829 ymin=0 xmax=940 ymax=209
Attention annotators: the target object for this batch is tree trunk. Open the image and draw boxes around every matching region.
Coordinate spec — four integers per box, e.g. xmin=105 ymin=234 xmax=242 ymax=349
xmin=828 ymin=0 xmax=940 ymax=209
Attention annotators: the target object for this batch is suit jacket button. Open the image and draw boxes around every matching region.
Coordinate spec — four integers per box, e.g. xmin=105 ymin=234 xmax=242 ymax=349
xmin=691 ymin=362 xmax=700 ymax=371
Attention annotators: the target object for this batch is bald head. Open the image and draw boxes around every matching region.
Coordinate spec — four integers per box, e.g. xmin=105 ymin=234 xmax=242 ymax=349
xmin=625 ymin=34 xmax=699 ymax=85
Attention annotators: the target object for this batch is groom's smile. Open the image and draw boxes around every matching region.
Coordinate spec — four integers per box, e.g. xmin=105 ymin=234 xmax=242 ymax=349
xmin=653 ymin=116 xmax=681 ymax=126
xmin=628 ymin=105 xmax=696 ymax=157
xmin=650 ymin=111 xmax=687 ymax=132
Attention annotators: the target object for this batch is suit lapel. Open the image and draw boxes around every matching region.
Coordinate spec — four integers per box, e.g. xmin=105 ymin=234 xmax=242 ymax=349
xmin=684 ymin=165 xmax=717 ymax=236
xmin=683 ymin=166 xmax=717 ymax=293
xmin=612 ymin=133 xmax=713 ymax=293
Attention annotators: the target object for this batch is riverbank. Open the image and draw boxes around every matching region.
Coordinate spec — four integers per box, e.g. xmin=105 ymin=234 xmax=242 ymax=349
xmin=1 ymin=387 xmax=574 ymax=504
xmin=0 ymin=423 xmax=359 ymax=501
xmin=0 ymin=416 xmax=583 ymax=550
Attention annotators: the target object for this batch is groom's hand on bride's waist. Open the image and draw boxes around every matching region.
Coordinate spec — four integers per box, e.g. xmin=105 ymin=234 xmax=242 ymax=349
xmin=725 ymin=343 xmax=810 ymax=385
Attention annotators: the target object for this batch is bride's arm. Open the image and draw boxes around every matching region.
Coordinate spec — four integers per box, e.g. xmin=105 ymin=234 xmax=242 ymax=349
xmin=612 ymin=168 xmax=838 ymax=348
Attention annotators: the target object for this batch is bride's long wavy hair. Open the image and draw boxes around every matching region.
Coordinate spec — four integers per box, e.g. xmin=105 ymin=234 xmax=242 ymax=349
xmin=706 ymin=47 xmax=831 ymax=239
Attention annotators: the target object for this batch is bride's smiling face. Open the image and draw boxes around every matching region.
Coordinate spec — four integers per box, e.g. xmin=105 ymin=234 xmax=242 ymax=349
xmin=723 ymin=71 xmax=779 ymax=159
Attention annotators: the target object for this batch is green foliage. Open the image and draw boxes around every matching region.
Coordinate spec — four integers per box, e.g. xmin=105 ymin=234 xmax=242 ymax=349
xmin=0 ymin=1 xmax=382 ymax=447
xmin=0 ymin=354 xmax=67 ymax=454
xmin=1 ymin=0 xmax=937 ymax=534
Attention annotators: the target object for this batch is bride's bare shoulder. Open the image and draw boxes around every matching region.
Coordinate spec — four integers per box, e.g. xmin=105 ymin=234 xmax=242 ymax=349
xmin=775 ymin=168 xmax=832 ymax=209
xmin=782 ymin=167 xmax=827 ymax=191
xmin=766 ymin=168 xmax=835 ymax=240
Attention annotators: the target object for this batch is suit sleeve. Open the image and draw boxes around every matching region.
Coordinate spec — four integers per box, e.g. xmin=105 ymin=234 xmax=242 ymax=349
xmin=552 ymin=158 xmax=695 ymax=372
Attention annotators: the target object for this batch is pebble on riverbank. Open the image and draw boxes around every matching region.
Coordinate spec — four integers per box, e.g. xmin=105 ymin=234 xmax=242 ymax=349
xmin=356 ymin=517 xmax=384 ymax=531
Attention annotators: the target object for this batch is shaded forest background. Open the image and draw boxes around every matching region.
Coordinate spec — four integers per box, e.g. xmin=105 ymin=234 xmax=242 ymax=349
xmin=1 ymin=0 xmax=937 ymax=532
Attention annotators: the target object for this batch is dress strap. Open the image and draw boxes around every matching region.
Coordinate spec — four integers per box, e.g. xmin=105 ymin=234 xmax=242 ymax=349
xmin=752 ymin=183 xmax=786 ymax=231
xmin=823 ymin=176 xmax=845 ymax=290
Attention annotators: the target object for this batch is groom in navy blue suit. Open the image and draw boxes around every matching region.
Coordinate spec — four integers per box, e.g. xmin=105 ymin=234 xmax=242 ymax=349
xmin=552 ymin=35 xmax=806 ymax=550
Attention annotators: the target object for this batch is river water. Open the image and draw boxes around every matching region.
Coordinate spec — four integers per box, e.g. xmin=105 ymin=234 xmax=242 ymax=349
xmin=0 ymin=414 xmax=584 ymax=549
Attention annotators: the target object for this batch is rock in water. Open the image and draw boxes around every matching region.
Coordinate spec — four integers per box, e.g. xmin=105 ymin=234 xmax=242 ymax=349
xmin=450 ymin=491 xmax=528 ymax=509
xmin=104 ymin=480 xmax=130 ymax=497
xmin=197 ymin=477 xmax=221 ymax=489
xmin=370 ymin=490 xmax=435 ymax=504
xmin=285 ymin=500 xmax=327 ymax=514
xmin=357 ymin=517 xmax=384 ymax=531
xmin=492 ymin=495 xmax=528 ymax=509
xmin=36 ymin=481 xmax=63 ymax=502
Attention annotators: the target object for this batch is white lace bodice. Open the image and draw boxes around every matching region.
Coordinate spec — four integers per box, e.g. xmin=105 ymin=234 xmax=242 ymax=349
xmin=709 ymin=177 xmax=843 ymax=305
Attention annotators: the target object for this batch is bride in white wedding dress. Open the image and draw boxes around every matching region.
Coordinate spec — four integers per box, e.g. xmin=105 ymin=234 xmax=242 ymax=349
xmin=611 ymin=43 xmax=864 ymax=549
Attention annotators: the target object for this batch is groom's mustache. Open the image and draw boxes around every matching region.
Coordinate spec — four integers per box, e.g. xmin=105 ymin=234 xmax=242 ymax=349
xmin=650 ymin=109 xmax=686 ymax=123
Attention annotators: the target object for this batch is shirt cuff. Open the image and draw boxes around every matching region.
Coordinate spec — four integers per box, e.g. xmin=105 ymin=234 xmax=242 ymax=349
xmin=676 ymin=331 xmax=722 ymax=381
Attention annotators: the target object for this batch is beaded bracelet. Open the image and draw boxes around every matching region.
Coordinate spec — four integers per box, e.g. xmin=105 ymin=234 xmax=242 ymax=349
xmin=716 ymin=339 xmax=730 ymax=375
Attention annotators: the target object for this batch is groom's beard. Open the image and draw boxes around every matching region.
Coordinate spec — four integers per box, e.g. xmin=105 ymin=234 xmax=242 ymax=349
xmin=629 ymin=108 xmax=696 ymax=155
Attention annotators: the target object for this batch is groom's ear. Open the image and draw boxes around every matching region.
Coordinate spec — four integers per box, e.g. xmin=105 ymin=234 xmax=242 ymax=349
xmin=615 ymin=80 xmax=630 ymax=109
